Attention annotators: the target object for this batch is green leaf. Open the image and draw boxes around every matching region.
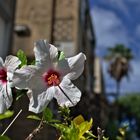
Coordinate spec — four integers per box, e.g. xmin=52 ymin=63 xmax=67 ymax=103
xmin=0 ymin=136 xmax=10 ymax=140
xmin=58 ymin=51 xmax=65 ymax=60
xmin=16 ymin=93 xmax=24 ymax=101
xmin=103 ymin=136 xmax=109 ymax=140
xmin=78 ymin=118 xmax=93 ymax=138
xmin=73 ymin=115 xmax=85 ymax=125
xmin=17 ymin=49 xmax=27 ymax=67
xmin=49 ymin=119 xmax=60 ymax=123
xmin=0 ymin=110 xmax=14 ymax=120
xmin=53 ymin=123 xmax=67 ymax=131
xmin=15 ymin=89 xmax=26 ymax=101
xmin=27 ymin=115 xmax=41 ymax=121
xmin=30 ymin=60 xmax=35 ymax=65
xmin=43 ymin=107 xmax=53 ymax=122
xmin=60 ymin=123 xmax=79 ymax=140
xmin=86 ymin=131 xmax=97 ymax=139
xmin=68 ymin=123 xmax=79 ymax=140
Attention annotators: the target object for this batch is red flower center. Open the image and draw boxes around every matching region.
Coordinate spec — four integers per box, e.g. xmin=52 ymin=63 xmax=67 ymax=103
xmin=43 ymin=69 xmax=60 ymax=86
xmin=0 ymin=68 xmax=7 ymax=83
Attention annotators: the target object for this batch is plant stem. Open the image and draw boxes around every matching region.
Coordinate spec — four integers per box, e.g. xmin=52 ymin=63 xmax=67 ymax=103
xmin=25 ymin=117 xmax=44 ymax=140
xmin=1 ymin=109 xmax=22 ymax=136
xmin=97 ymin=127 xmax=104 ymax=140
xmin=116 ymin=81 xmax=120 ymax=100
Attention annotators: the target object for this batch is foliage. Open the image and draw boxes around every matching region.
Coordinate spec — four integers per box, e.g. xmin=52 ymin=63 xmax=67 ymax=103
xmin=26 ymin=106 xmax=116 ymax=140
xmin=118 ymin=93 xmax=140 ymax=139
xmin=116 ymin=125 xmax=127 ymax=140
xmin=0 ymin=43 xmax=131 ymax=140
xmin=105 ymin=44 xmax=133 ymax=61
xmin=0 ymin=110 xmax=14 ymax=120
xmin=104 ymin=44 xmax=133 ymax=99
xmin=105 ymin=44 xmax=133 ymax=82
xmin=58 ymin=51 xmax=65 ymax=61
xmin=43 ymin=107 xmax=53 ymax=122
xmin=27 ymin=115 xmax=41 ymax=121
xmin=0 ymin=136 xmax=10 ymax=140
xmin=17 ymin=49 xmax=27 ymax=67
xmin=26 ymin=106 xmax=128 ymax=140
xmin=118 ymin=93 xmax=140 ymax=119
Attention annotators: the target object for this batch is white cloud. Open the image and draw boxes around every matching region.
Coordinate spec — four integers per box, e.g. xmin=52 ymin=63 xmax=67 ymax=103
xmin=108 ymin=0 xmax=130 ymax=16
xmin=121 ymin=60 xmax=140 ymax=93
xmin=103 ymin=60 xmax=140 ymax=94
xmin=135 ymin=24 xmax=140 ymax=37
xmin=90 ymin=3 xmax=140 ymax=94
xmin=126 ymin=0 xmax=140 ymax=5
xmin=91 ymin=0 xmax=130 ymax=17
xmin=91 ymin=7 xmax=129 ymax=50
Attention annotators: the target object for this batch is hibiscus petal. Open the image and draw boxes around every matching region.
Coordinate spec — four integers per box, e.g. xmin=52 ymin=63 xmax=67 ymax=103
xmin=0 ymin=57 xmax=4 ymax=67
xmin=12 ymin=65 xmax=38 ymax=89
xmin=57 ymin=53 xmax=86 ymax=77
xmin=4 ymin=55 xmax=21 ymax=72
xmin=64 ymin=53 xmax=86 ymax=80
xmin=34 ymin=40 xmax=58 ymax=67
xmin=57 ymin=59 xmax=71 ymax=77
xmin=28 ymin=87 xmax=56 ymax=113
xmin=7 ymin=72 xmax=13 ymax=82
xmin=54 ymin=78 xmax=81 ymax=107
xmin=0 ymin=83 xmax=13 ymax=114
xmin=0 ymin=96 xmax=7 ymax=114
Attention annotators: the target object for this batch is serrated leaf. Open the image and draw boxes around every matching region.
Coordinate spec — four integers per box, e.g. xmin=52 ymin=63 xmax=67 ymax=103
xmin=0 ymin=136 xmax=10 ymax=140
xmin=73 ymin=115 xmax=85 ymax=125
xmin=78 ymin=118 xmax=93 ymax=137
xmin=17 ymin=49 xmax=27 ymax=67
xmin=69 ymin=125 xmax=79 ymax=140
xmin=43 ymin=107 xmax=53 ymax=122
xmin=0 ymin=110 xmax=14 ymax=120
xmin=27 ymin=115 xmax=41 ymax=121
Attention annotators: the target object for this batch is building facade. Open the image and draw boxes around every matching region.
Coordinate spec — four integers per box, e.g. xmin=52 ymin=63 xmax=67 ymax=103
xmin=13 ymin=0 xmax=95 ymax=102
xmin=0 ymin=0 xmax=16 ymax=58
xmin=10 ymin=0 xmax=97 ymax=139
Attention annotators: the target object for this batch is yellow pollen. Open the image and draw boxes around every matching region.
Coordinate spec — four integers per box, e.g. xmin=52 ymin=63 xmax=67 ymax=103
xmin=47 ymin=74 xmax=60 ymax=85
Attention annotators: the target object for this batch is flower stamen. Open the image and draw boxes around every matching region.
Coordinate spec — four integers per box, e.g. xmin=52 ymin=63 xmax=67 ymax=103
xmin=43 ymin=70 xmax=60 ymax=86
xmin=47 ymin=74 xmax=60 ymax=86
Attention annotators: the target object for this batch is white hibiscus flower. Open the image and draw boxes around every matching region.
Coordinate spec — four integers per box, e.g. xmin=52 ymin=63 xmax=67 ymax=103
xmin=13 ymin=40 xmax=86 ymax=113
xmin=0 ymin=56 xmax=21 ymax=114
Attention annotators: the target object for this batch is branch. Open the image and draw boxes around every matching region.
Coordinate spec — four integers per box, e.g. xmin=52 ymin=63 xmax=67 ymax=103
xmin=97 ymin=127 xmax=105 ymax=140
xmin=25 ymin=118 xmax=44 ymax=140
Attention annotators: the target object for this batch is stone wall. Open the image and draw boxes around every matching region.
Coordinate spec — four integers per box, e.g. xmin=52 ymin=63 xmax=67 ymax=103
xmin=13 ymin=0 xmax=53 ymax=56
xmin=13 ymin=0 xmax=80 ymax=57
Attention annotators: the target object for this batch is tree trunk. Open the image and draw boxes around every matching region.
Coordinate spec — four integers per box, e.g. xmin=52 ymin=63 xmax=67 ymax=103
xmin=116 ymin=81 xmax=120 ymax=100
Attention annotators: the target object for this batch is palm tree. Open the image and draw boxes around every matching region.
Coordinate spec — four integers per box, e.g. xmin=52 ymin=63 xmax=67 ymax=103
xmin=105 ymin=44 xmax=133 ymax=99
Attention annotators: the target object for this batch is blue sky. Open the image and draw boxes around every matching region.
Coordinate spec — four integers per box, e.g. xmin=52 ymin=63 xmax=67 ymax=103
xmin=89 ymin=0 xmax=140 ymax=95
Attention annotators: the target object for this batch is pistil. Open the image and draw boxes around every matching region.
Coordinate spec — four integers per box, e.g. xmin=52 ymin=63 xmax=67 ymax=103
xmin=0 ymin=68 xmax=7 ymax=83
xmin=43 ymin=69 xmax=60 ymax=86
